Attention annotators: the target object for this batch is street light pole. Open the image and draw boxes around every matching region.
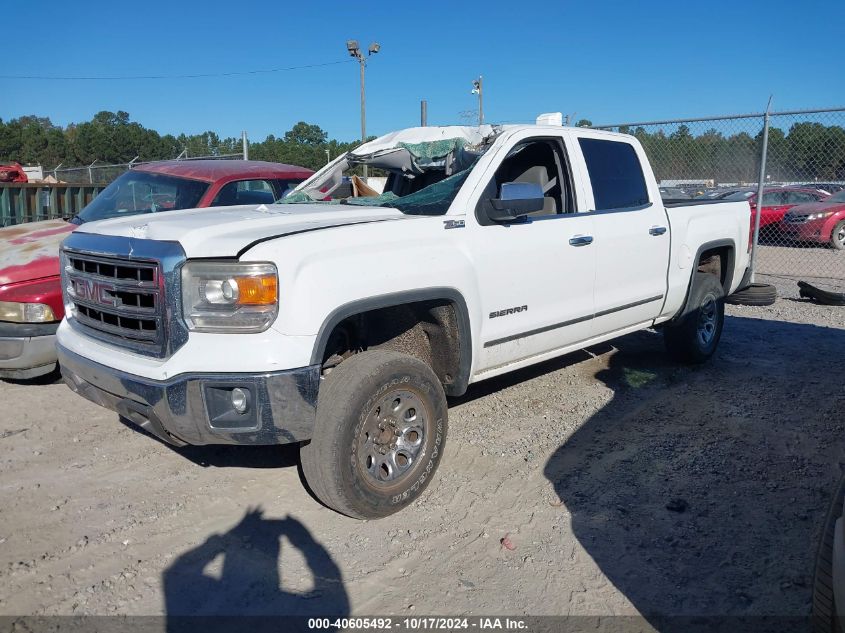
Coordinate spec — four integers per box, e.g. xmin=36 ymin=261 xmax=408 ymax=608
xmin=471 ymin=76 xmax=484 ymax=126
xmin=360 ymin=59 xmax=366 ymax=180
xmin=347 ymin=39 xmax=380 ymax=182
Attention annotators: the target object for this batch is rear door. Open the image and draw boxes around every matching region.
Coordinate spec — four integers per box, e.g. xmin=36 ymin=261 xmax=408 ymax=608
xmin=570 ymin=133 xmax=670 ymax=335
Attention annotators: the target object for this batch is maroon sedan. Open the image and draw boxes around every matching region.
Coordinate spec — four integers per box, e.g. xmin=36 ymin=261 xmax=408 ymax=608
xmin=723 ymin=187 xmax=830 ymax=231
xmin=781 ymin=189 xmax=845 ymax=249
xmin=0 ymin=160 xmax=313 ymax=379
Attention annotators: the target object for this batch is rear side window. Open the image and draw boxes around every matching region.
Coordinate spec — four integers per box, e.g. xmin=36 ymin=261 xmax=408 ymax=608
xmin=211 ymin=179 xmax=276 ymax=206
xmin=786 ymin=191 xmax=816 ymax=203
xmin=578 ymin=138 xmax=649 ymax=211
xmin=761 ymin=191 xmax=786 ymax=205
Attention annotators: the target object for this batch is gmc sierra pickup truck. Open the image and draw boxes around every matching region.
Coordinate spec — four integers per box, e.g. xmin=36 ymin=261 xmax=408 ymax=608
xmin=56 ymin=117 xmax=753 ymax=518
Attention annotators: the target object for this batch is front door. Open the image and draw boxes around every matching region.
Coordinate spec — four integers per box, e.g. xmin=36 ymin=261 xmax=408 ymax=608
xmin=468 ymin=135 xmax=597 ymax=374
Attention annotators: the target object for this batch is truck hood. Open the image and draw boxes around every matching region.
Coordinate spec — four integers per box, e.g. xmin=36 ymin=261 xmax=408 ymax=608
xmin=74 ymin=203 xmax=415 ymax=258
xmin=0 ymin=219 xmax=76 ymax=285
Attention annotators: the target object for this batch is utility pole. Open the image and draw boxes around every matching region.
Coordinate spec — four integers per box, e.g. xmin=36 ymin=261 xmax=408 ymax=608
xmin=241 ymin=131 xmax=249 ymax=160
xmin=421 ymin=100 xmax=428 ymax=126
xmin=471 ymin=76 xmax=484 ymax=125
xmin=347 ymin=40 xmax=380 ymax=181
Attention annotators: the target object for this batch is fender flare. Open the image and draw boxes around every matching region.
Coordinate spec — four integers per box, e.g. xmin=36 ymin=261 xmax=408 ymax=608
xmin=310 ymin=287 xmax=473 ymax=397
xmin=674 ymin=238 xmax=736 ymax=320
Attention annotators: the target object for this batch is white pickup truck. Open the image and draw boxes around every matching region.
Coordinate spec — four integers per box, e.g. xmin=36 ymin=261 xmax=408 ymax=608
xmin=57 ymin=118 xmax=752 ymax=518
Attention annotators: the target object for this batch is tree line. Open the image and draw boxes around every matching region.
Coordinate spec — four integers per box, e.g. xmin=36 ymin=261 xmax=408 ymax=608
xmin=0 ymin=111 xmax=363 ymax=173
xmin=617 ymin=122 xmax=845 ymax=184
xmin=1 ymin=111 xmax=843 ymax=184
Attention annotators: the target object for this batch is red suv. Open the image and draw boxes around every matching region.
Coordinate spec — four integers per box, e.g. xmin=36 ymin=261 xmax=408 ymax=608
xmin=0 ymin=160 xmax=313 ymax=379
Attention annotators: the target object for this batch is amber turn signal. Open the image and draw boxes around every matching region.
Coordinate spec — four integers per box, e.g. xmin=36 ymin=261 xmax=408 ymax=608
xmin=235 ymin=275 xmax=278 ymax=305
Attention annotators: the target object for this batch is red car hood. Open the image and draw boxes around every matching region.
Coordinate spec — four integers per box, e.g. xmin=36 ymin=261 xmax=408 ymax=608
xmin=0 ymin=219 xmax=76 ymax=285
xmin=787 ymin=201 xmax=845 ymax=216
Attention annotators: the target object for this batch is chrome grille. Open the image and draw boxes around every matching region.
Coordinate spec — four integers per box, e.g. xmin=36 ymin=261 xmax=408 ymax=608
xmin=64 ymin=251 xmax=165 ymax=355
xmin=784 ymin=215 xmax=808 ymax=224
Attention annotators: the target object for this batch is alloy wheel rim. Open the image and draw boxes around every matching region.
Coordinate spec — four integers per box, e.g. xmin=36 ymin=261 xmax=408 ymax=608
xmin=356 ymin=388 xmax=428 ymax=487
xmin=697 ymin=294 xmax=718 ymax=347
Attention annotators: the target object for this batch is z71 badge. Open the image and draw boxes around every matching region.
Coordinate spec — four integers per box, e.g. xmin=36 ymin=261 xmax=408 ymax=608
xmin=489 ymin=305 xmax=528 ymax=319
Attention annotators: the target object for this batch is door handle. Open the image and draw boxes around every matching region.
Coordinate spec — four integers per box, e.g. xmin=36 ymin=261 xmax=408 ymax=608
xmin=649 ymin=226 xmax=667 ymax=236
xmin=569 ymin=235 xmax=594 ymax=246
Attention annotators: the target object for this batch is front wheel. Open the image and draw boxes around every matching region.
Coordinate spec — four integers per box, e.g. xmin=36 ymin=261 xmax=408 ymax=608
xmin=830 ymin=221 xmax=845 ymax=251
xmin=300 ymin=350 xmax=448 ymax=519
xmin=664 ymin=272 xmax=725 ymax=363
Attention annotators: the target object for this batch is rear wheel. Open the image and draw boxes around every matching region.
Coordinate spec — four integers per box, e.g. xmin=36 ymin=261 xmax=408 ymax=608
xmin=300 ymin=350 xmax=447 ymax=519
xmin=830 ymin=221 xmax=845 ymax=251
xmin=664 ymin=272 xmax=725 ymax=364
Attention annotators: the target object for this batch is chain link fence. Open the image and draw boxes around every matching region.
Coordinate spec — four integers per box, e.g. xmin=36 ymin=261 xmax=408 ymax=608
xmin=48 ymin=152 xmax=245 ymax=184
xmin=595 ymin=107 xmax=845 ymax=291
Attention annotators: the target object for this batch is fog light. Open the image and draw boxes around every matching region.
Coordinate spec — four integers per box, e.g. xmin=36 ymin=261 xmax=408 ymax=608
xmin=231 ymin=388 xmax=249 ymax=414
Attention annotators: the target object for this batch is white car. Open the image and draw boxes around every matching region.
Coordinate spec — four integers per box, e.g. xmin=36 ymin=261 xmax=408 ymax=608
xmin=56 ymin=117 xmax=753 ymax=518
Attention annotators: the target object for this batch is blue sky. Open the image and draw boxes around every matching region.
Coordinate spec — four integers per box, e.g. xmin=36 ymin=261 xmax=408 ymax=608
xmin=3 ymin=0 xmax=843 ymax=142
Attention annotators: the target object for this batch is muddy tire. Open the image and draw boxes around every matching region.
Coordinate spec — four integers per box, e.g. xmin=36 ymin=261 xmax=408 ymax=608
xmin=725 ymin=283 xmax=777 ymax=306
xmin=300 ymin=350 xmax=448 ymax=519
xmin=664 ymin=272 xmax=725 ymax=364
xmin=813 ymin=474 xmax=845 ymax=633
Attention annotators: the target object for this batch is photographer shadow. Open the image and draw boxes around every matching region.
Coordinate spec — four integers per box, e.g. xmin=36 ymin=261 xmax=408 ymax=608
xmin=164 ymin=507 xmax=349 ymax=632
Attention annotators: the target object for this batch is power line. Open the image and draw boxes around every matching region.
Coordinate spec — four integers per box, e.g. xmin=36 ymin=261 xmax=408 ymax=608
xmin=0 ymin=59 xmax=354 ymax=81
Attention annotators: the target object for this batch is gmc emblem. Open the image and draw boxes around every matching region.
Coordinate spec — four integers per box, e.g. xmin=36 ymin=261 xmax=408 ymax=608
xmin=74 ymin=279 xmax=118 ymax=308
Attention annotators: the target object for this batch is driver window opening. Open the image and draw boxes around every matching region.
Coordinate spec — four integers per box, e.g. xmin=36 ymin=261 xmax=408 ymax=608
xmin=477 ymin=139 xmax=573 ymax=225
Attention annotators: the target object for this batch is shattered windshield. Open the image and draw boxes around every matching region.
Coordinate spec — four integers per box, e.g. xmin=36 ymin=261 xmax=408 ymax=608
xmin=343 ymin=168 xmax=473 ymax=216
xmin=278 ymin=126 xmax=499 ymax=216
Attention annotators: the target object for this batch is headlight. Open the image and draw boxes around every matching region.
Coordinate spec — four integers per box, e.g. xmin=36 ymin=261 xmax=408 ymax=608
xmin=0 ymin=301 xmax=56 ymax=323
xmin=181 ymin=261 xmax=278 ymax=332
xmin=807 ymin=211 xmax=835 ymax=220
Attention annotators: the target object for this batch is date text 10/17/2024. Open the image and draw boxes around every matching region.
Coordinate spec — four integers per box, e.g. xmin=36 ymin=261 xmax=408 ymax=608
xmin=307 ymin=617 xmax=529 ymax=630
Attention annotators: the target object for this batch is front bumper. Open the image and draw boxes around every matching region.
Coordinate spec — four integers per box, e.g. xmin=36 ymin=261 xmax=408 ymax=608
xmin=0 ymin=322 xmax=59 ymax=379
xmin=57 ymin=344 xmax=319 ymax=447
xmin=781 ymin=221 xmax=826 ymax=243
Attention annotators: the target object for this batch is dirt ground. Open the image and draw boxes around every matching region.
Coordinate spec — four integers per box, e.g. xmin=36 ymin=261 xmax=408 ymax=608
xmin=1 ymin=275 xmax=844 ymax=630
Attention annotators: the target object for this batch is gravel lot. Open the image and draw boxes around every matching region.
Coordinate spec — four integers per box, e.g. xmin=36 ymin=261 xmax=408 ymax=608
xmin=757 ymin=242 xmax=845 ymax=293
xmin=1 ymin=274 xmax=844 ymax=630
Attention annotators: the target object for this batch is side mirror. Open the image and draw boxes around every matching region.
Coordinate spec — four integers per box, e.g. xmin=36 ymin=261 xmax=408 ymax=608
xmin=487 ymin=182 xmax=544 ymax=222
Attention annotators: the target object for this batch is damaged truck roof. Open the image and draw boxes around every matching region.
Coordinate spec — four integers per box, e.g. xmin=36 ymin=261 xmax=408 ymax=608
xmin=288 ymin=125 xmax=500 ymax=202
